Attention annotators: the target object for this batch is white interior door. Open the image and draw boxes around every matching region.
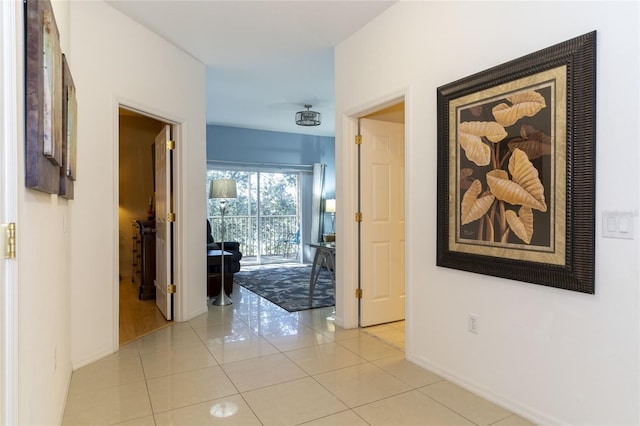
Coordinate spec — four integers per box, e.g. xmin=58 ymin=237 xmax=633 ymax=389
xmin=1 ymin=1 xmax=18 ymax=422
xmin=360 ymin=118 xmax=405 ymax=326
xmin=155 ymin=126 xmax=172 ymax=320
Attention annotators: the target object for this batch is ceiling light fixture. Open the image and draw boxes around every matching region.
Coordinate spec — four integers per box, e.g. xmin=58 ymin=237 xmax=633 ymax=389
xmin=295 ymin=104 xmax=321 ymax=126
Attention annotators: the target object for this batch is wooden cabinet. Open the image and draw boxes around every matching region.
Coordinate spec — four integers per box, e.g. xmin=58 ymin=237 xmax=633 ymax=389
xmin=131 ymin=221 xmax=140 ymax=282
xmin=132 ymin=220 xmax=156 ymax=300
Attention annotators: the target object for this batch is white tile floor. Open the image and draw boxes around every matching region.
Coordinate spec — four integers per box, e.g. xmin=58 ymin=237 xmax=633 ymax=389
xmin=362 ymin=320 xmax=406 ymax=351
xmin=63 ymin=284 xmax=534 ymax=426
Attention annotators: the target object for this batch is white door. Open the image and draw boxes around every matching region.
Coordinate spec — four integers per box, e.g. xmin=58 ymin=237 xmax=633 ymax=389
xmin=360 ymin=118 xmax=405 ymax=326
xmin=155 ymin=126 xmax=173 ymax=320
xmin=1 ymin=1 xmax=18 ymax=422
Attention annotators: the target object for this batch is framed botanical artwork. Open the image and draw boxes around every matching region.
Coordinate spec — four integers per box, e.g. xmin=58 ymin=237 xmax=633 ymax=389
xmin=60 ymin=53 xmax=77 ymax=199
xmin=436 ymin=31 xmax=596 ymax=294
xmin=25 ymin=0 xmax=63 ymax=194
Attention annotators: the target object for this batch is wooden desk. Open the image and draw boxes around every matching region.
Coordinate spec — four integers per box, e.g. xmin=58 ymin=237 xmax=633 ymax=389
xmin=307 ymin=242 xmax=336 ymax=305
xmin=207 ymin=250 xmax=234 ymax=298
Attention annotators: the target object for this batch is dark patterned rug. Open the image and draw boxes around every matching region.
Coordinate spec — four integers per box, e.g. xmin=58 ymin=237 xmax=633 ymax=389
xmin=235 ymin=263 xmax=335 ymax=312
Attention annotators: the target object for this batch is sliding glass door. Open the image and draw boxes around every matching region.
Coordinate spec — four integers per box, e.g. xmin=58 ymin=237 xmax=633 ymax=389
xmin=207 ymin=169 xmax=300 ymax=264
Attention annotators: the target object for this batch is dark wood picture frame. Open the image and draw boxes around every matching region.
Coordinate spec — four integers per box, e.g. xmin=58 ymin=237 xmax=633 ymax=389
xmin=436 ymin=31 xmax=596 ymax=294
xmin=59 ymin=53 xmax=77 ymax=199
xmin=25 ymin=0 xmax=63 ymax=194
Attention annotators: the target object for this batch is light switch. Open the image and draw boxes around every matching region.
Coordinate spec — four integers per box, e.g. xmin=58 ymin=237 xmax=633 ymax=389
xmin=602 ymin=211 xmax=635 ymax=239
xmin=619 ymin=216 xmax=630 ymax=233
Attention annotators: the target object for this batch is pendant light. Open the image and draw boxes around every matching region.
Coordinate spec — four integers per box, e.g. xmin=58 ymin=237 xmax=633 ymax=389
xmin=295 ymin=104 xmax=321 ymax=126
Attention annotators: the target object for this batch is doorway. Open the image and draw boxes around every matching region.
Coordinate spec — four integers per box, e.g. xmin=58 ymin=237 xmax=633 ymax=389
xmin=118 ymin=108 xmax=172 ymax=344
xmin=357 ymin=101 xmax=406 ymax=334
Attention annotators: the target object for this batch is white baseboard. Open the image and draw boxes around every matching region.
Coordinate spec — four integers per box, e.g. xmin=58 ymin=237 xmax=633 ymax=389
xmin=72 ymin=344 xmax=117 ymax=370
xmin=187 ymin=304 xmax=209 ymax=322
xmin=407 ymin=352 xmax=564 ymax=426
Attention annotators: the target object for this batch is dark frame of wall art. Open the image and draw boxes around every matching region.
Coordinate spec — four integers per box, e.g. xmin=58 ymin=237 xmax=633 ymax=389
xmin=436 ymin=31 xmax=596 ymax=294
xmin=25 ymin=0 xmax=63 ymax=194
xmin=59 ymin=53 xmax=77 ymax=200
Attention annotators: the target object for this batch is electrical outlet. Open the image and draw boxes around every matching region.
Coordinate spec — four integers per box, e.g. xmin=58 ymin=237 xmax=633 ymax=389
xmin=468 ymin=314 xmax=479 ymax=334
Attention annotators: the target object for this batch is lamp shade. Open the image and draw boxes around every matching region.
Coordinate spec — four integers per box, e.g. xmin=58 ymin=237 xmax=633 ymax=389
xmin=209 ymin=179 xmax=237 ymax=199
xmin=325 ymin=199 xmax=336 ymax=213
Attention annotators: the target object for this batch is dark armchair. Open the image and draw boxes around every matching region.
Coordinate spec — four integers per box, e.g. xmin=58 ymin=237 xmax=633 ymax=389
xmin=207 ymin=219 xmax=242 ymax=297
xmin=207 ymin=219 xmax=242 ymax=274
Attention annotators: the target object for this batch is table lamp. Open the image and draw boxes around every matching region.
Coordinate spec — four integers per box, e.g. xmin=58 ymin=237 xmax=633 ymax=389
xmin=325 ymin=198 xmax=336 ymax=234
xmin=209 ymin=179 xmax=237 ymax=306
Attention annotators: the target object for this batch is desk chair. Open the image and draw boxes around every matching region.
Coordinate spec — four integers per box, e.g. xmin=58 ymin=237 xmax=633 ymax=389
xmin=281 ymin=228 xmax=300 ymax=258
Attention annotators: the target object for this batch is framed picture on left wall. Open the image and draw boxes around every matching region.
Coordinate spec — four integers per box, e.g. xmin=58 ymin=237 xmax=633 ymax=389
xmin=25 ymin=0 xmax=63 ymax=194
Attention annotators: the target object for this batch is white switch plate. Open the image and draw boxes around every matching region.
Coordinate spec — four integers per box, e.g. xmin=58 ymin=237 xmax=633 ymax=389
xmin=602 ymin=211 xmax=635 ymax=239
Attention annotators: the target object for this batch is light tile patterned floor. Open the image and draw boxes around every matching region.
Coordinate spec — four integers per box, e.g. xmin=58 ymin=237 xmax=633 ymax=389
xmin=362 ymin=320 xmax=406 ymax=350
xmin=62 ymin=285 xmax=534 ymax=425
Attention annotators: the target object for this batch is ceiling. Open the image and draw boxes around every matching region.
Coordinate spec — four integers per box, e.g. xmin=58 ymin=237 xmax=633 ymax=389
xmin=106 ymin=1 xmax=396 ymax=137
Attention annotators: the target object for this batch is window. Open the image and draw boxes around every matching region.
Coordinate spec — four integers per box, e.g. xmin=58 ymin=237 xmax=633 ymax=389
xmin=207 ymin=169 xmax=300 ymax=264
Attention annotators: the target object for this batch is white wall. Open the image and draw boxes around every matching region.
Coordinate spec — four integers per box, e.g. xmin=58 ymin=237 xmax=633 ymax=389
xmin=15 ymin=0 xmax=73 ymax=423
xmin=335 ymin=2 xmax=639 ymax=425
xmin=68 ymin=1 xmax=207 ymax=367
xmin=12 ymin=0 xmax=206 ymax=422
xmin=14 ymin=1 xmax=206 ymax=423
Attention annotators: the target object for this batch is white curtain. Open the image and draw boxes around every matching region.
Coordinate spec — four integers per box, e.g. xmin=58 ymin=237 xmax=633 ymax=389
xmin=310 ymin=163 xmax=325 ymax=244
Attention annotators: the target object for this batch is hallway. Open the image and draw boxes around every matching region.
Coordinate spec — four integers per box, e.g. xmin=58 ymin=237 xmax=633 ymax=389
xmin=63 ymin=284 xmax=532 ymax=425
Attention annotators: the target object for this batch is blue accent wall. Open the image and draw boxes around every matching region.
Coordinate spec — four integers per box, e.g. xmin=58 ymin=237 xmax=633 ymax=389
xmin=206 ymin=125 xmax=335 ymax=198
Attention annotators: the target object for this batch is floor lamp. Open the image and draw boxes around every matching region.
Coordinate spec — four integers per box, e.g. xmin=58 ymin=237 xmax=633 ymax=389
xmin=209 ymin=179 xmax=237 ymax=306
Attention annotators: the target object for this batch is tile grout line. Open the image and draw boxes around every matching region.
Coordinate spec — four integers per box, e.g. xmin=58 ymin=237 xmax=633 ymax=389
xmin=138 ymin=346 xmax=158 ymax=425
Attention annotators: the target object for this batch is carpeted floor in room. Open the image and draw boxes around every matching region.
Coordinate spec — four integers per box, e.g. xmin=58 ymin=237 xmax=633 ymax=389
xmin=234 ymin=262 xmax=334 ymax=312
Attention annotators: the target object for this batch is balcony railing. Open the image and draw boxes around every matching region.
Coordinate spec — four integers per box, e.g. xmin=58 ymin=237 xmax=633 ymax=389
xmin=208 ymin=214 xmax=298 ymax=258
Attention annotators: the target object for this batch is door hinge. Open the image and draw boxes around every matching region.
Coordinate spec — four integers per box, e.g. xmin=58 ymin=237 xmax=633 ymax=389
xmin=355 ymin=288 xmax=363 ymax=299
xmin=4 ymin=223 xmax=16 ymax=259
xmin=167 ymin=212 xmax=176 ymax=222
xmin=355 ymin=212 xmax=363 ymax=222
xmin=355 ymin=135 xmax=362 ymax=145
xmin=166 ymin=140 xmax=175 ymax=150
xmin=168 ymin=284 xmax=176 ymax=294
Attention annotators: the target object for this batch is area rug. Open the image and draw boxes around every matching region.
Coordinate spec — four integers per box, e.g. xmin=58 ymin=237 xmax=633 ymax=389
xmin=234 ymin=263 xmax=334 ymax=312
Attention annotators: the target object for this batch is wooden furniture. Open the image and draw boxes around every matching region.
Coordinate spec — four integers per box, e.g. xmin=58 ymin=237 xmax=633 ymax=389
xmin=207 ymin=249 xmax=234 ymax=298
xmin=132 ymin=220 xmax=156 ymax=300
xmin=307 ymin=242 xmax=336 ymax=305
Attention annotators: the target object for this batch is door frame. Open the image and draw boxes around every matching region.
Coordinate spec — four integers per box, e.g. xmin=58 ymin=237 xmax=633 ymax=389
xmin=1 ymin=0 xmax=19 ymax=423
xmin=336 ymin=89 xmax=410 ymax=331
xmin=114 ymin=101 xmax=183 ymax=349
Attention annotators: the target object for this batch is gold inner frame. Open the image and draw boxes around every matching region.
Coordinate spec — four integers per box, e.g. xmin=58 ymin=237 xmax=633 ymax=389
xmin=448 ymin=66 xmax=567 ymax=266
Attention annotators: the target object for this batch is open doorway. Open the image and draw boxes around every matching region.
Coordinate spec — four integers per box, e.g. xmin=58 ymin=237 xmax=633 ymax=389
xmin=357 ymin=101 xmax=406 ymax=348
xmin=118 ymin=108 xmax=172 ymax=344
